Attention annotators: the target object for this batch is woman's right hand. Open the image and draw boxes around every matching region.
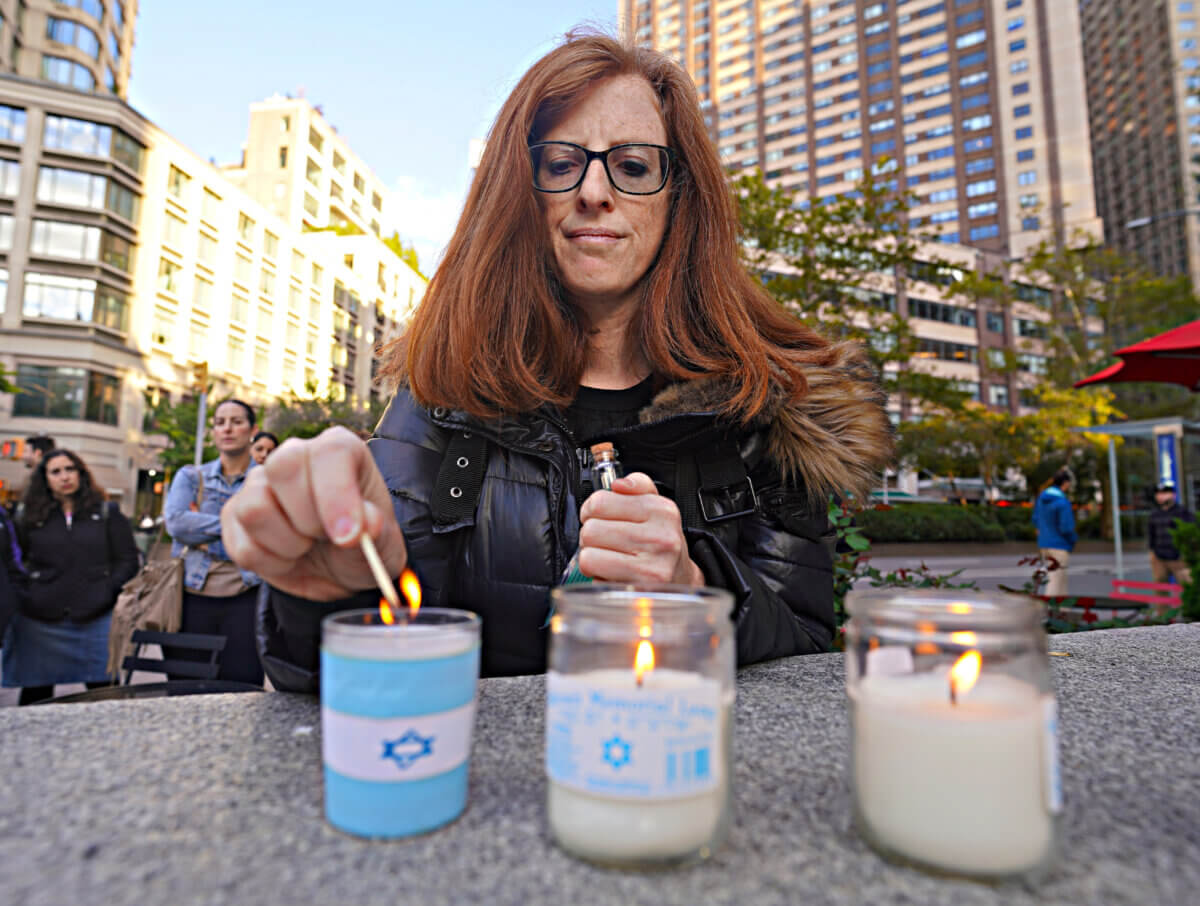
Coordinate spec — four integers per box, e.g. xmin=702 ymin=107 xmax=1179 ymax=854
xmin=220 ymin=427 xmax=407 ymax=601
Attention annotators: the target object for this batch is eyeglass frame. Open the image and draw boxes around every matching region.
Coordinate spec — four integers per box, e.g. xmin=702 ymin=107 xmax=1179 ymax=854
xmin=527 ymin=141 xmax=676 ymax=196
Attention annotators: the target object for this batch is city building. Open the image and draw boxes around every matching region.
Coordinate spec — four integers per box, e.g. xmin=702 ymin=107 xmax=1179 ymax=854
xmin=0 ymin=0 xmax=136 ymax=98
xmin=1080 ymin=0 xmax=1200 ymax=291
xmin=619 ymin=0 xmax=1104 ymax=417
xmin=221 ymin=95 xmax=390 ymax=239
xmin=0 ymin=74 xmax=425 ymax=509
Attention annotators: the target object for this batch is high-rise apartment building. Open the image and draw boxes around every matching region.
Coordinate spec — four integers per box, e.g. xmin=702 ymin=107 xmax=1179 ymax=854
xmin=222 ymin=96 xmax=390 ymax=239
xmin=620 ymin=0 xmax=1102 ymax=257
xmin=0 ymin=0 xmax=136 ymax=98
xmin=1080 ymin=0 xmax=1200 ymax=290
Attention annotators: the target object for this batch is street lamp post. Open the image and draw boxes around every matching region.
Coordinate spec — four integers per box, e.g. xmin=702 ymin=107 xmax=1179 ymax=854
xmin=1124 ymin=208 xmax=1200 ymax=231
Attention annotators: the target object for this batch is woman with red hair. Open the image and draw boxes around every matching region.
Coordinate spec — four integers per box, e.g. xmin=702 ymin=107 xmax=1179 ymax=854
xmin=223 ymin=32 xmax=893 ymax=686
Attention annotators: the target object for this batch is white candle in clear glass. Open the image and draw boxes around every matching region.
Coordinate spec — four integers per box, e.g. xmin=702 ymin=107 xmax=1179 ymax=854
xmin=850 ymin=669 xmax=1059 ymax=875
xmin=546 ymin=667 xmax=732 ymax=863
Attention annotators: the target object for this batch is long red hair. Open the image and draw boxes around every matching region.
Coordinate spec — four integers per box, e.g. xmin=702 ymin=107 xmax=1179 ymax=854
xmin=386 ymin=31 xmax=837 ymax=421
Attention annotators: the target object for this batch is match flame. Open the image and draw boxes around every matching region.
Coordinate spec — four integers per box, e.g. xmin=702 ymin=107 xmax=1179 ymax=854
xmin=400 ymin=567 xmax=422 ymax=621
xmin=949 ymin=650 xmax=982 ymax=704
xmin=634 ymin=639 xmax=655 ymax=687
xmin=379 ymin=596 xmax=396 ymax=625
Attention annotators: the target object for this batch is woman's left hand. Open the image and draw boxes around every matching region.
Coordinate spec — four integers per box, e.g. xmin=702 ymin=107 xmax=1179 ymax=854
xmin=577 ymin=472 xmax=705 ymax=586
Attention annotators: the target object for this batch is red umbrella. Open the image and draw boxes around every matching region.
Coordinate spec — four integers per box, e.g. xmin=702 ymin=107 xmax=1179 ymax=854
xmin=1075 ymin=318 xmax=1200 ymax=391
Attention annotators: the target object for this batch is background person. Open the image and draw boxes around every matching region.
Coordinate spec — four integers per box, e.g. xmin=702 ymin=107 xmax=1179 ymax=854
xmin=22 ymin=435 xmax=54 ymax=472
xmin=163 ymin=399 xmax=263 ymax=685
xmin=1033 ymin=467 xmax=1077 ymax=597
xmin=2 ymin=450 xmax=138 ymax=705
xmin=249 ymin=431 xmax=279 ymax=466
xmin=1147 ymin=481 xmax=1194 ymax=586
xmin=221 ymin=33 xmax=893 ymax=690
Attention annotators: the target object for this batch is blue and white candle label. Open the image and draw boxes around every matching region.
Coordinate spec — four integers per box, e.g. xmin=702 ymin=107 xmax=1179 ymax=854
xmin=546 ymin=671 xmax=722 ymax=800
xmin=322 ymin=701 xmax=475 ymax=783
xmin=1042 ymin=695 xmax=1063 ymax=815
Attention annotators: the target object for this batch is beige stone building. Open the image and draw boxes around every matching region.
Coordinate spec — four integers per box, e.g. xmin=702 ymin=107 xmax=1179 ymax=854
xmin=0 ymin=0 xmax=135 ymax=98
xmin=0 ymin=75 xmax=425 ymax=511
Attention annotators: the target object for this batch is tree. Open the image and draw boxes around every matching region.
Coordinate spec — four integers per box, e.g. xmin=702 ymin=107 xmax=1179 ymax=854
xmin=733 ymin=167 xmax=968 ymax=412
xmin=383 ymin=232 xmax=424 ymax=279
xmin=263 ymin=386 xmax=388 ymax=441
xmin=950 ymin=229 xmax=1198 ymax=420
xmin=142 ymin=389 xmax=216 ymax=473
xmin=0 ymin=365 xmax=18 ymax=395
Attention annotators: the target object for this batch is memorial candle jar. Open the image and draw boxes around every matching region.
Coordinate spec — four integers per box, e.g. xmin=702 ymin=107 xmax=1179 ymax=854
xmin=321 ymin=607 xmax=481 ymax=839
xmin=844 ymin=590 xmax=1061 ymax=881
xmin=546 ymin=585 xmax=735 ymax=867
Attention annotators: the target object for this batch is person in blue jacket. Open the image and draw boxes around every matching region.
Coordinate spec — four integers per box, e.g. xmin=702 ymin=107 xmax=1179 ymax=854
xmin=1033 ymin=467 xmax=1076 ymax=596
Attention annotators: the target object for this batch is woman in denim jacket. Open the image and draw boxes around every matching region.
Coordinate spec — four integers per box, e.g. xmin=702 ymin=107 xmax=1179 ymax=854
xmin=163 ymin=399 xmax=262 ymax=684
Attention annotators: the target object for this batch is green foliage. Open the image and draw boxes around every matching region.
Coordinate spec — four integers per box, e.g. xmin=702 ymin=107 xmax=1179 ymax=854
xmin=829 ymin=501 xmax=979 ymax=635
xmin=382 ymin=232 xmax=424 ymax=279
xmin=856 ymin=503 xmax=1007 ymax=543
xmin=263 ymin=386 xmax=388 ymax=441
xmin=1169 ymin=520 xmax=1200 ymax=619
xmin=0 ymin=365 xmax=18 ymax=395
xmin=143 ymin=390 xmax=216 ymax=472
xmin=1075 ymin=511 xmax=1148 ymax=540
xmin=949 ymin=230 xmax=1199 ymax=421
xmin=732 ymin=167 xmax=966 ymax=411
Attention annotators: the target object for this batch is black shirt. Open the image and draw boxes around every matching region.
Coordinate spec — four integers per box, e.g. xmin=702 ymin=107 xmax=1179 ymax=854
xmin=564 ymin=375 xmax=656 ymax=444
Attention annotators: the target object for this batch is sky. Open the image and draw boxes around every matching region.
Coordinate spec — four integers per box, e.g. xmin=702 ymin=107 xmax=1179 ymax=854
xmin=127 ymin=1 xmax=619 ymax=272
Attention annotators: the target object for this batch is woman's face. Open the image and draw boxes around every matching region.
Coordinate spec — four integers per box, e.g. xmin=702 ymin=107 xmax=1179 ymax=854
xmin=539 ymin=75 xmax=671 ymax=315
xmin=250 ymin=435 xmax=277 ymax=465
xmin=45 ymin=454 xmax=80 ymax=500
xmin=212 ymin=403 xmax=254 ymax=456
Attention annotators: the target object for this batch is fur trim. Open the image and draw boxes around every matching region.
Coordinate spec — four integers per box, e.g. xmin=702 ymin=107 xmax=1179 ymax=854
xmin=640 ymin=342 xmax=895 ymax=505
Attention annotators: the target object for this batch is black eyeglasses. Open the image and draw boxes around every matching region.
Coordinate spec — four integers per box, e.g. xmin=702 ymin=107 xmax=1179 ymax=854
xmin=529 ymin=141 xmax=674 ymax=195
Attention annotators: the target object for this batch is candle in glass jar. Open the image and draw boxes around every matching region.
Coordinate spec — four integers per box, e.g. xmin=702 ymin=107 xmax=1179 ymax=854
xmin=546 ymin=666 xmax=732 ymax=863
xmin=850 ymin=666 xmax=1060 ymax=876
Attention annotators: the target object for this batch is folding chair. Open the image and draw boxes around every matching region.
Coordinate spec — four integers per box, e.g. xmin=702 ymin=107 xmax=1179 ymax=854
xmin=121 ymin=629 xmax=227 ymax=685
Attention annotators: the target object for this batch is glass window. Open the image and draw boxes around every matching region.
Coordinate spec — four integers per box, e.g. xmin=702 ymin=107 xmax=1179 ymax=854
xmin=105 ymin=179 xmax=138 ymax=220
xmin=264 ymin=231 xmax=278 ymax=258
xmin=303 ymin=193 xmax=319 ymax=217
xmin=112 ymin=2 xmax=125 ymax=27
xmin=230 ymin=294 xmax=249 ymax=324
xmin=309 ymin=127 xmax=323 ymax=152
xmin=311 ymin=262 xmax=323 ymax=285
xmin=23 ymin=272 xmax=98 ymax=322
xmin=12 ymin=364 xmax=118 ymax=425
xmin=46 ymin=17 xmax=101 ymax=59
xmin=202 ymin=189 xmax=221 ymax=225
xmin=1009 ymin=38 xmax=1026 ymax=52
xmin=100 ymin=231 xmax=132 ymax=271
xmin=1015 ymin=126 xmax=1034 ymax=140
xmin=1021 ymin=215 xmax=1040 ymax=230
xmin=233 ymin=254 xmax=252 ymax=287
xmin=37 ymin=166 xmax=104 ymax=208
xmin=306 ymin=159 xmax=320 ymax=187
xmin=167 ymin=165 xmax=189 ymax=200
xmin=188 ymin=320 xmax=208 ymax=361
xmin=0 ymin=214 xmax=15 ymax=250
xmin=41 ymin=55 xmax=95 ymax=91
xmin=1013 ymin=104 xmax=1032 ymax=117
xmin=988 ymin=384 xmax=1009 ymax=407
xmin=194 ymin=276 xmax=213 ymax=312
xmin=1017 ymin=148 xmax=1034 ymax=162
xmin=108 ymin=30 xmax=120 ymax=60
xmin=259 ymin=269 xmax=275 ymax=297
xmin=372 ymin=191 xmax=382 ymax=212
xmin=1018 ymin=169 xmax=1037 ymax=185
xmin=254 ymin=346 xmax=269 ymax=382
xmin=0 ymin=104 xmax=27 ymax=143
xmin=986 ymin=311 xmax=1005 ymax=334
xmin=291 ymin=249 xmax=305 ymax=275
xmin=227 ymin=332 xmax=245 ymax=374
xmin=31 ymin=219 xmax=100 ymax=260
xmin=970 ymin=223 xmax=1000 ymax=241
xmin=237 ymin=212 xmax=255 ymax=241
xmin=94 ymin=284 xmax=129 ymax=331
xmin=158 ymin=257 xmax=180 ymax=294
xmin=163 ymin=212 xmax=185 ymax=249
xmin=353 ymin=172 xmax=365 ymax=193
xmin=197 ymin=232 xmax=218 ymax=266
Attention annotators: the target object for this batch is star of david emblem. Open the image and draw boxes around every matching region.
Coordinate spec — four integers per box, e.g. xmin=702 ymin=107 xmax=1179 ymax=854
xmin=381 ymin=729 xmax=435 ymax=770
xmin=602 ymin=735 xmax=632 ymax=770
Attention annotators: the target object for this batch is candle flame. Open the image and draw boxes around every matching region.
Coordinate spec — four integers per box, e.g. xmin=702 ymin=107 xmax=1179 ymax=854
xmin=949 ymin=650 xmax=982 ymax=704
xmin=400 ymin=567 xmax=421 ymax=621
xmin=914 ymin=619 xmax=939 ymax=656
xmin=634 ymin=639 xmax=655 ymax=687
xmin=379 ymin=596 xmax=396 ymax=625
xmin=948 ymin=601 xmax=972 ymax=615
xmin=950 ymin=630 xmax=978 ymax=647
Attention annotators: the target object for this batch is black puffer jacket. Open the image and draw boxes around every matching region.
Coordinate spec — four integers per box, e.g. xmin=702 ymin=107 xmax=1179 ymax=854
xmin=1148 ymin=503 xmax=1195 ymax=561
xmin=17 ymin=502 xmax=139 ymax=623
xmin=259 ymin=350 xmax=893 ymax=690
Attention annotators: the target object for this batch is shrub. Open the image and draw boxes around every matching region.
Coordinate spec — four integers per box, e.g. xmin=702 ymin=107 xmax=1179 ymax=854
xmin=1075 ymin=512 xmax=1148 ymax=540
xmin=857 ymin=504 xmax=1005 ymax=543
xmin=1170 ymin=520 xmax=1200 ymax=620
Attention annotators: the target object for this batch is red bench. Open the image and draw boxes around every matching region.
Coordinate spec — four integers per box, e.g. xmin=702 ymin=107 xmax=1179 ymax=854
xmin=1111 ymin=579 xmax=1183 ymax=614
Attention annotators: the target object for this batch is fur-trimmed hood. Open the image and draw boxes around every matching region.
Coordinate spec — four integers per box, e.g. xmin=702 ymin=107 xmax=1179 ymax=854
xmin=639 ymin=341 xmax=895 ymax=505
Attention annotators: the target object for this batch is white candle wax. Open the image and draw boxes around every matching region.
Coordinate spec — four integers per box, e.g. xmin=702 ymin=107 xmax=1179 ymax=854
xmin=547 ymin=667 xmax=732 ymax=863
xmin=850 ymin=670 xmax=1058 ymax=875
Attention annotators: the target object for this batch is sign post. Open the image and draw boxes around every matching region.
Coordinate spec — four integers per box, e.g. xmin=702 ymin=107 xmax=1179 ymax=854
xmin=192 ymin=362 xmax=208 ymax=469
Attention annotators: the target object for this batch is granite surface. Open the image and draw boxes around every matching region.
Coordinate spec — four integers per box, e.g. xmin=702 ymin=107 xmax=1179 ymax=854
xmin=0 ymin=624 xmax=1196 ymax=906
